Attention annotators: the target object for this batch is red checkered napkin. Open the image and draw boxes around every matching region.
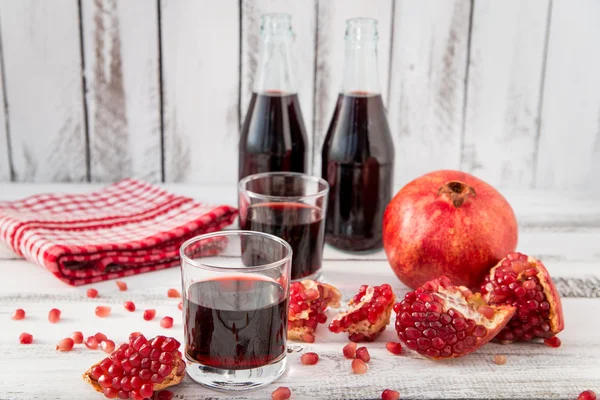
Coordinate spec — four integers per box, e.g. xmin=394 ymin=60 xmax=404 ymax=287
xmin=0 ymin=179 xmax=237 ymax=286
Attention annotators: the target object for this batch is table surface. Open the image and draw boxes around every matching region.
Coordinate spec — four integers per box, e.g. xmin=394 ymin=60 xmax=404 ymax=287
xmin=0 ymin=183 xmax=599 ymax=400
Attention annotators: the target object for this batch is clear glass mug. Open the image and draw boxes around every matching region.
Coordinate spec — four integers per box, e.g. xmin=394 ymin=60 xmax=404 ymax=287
xmin=180 ymin=230 xmax=292 ymax=390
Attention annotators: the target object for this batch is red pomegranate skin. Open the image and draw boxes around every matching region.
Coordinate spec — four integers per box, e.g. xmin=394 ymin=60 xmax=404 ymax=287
xmin=383 ymin=170 xmax=518 ymax=290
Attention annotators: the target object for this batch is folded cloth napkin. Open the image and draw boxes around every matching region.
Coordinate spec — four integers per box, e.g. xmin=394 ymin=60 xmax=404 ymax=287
xmin=0 ymin=178 xmax=237 ymax=285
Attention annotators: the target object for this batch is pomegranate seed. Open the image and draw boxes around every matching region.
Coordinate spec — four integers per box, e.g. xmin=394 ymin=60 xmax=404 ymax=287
xmin=94 ymin=332 xmax=108 ymax=342
xmin=343 ymin=342 xmax=357 ymax=358
xmin=381 ymin=389 xmax=400 ymax=400
xmin=85 ymin=336 xmax=99 ymax=350
xmin=578 ymin=390 xmax=597 ymax=400
xmin=139 ymin=383 xmax=154 ymax=398
xmin=494 ymin=354 xmax=507 ymax=365
xmin=70 ymin=331 xmax=84 ymax=344
xmin=177 ymin=301 xmax=183 ymax=311
xmin=124 ymin=301 xmax=136 ymax=312
xmin=12 ymin=308 xmax=25 ymax=320
xmin=56 ymin=337 xmax=74 ymax=351
xmin=103 ymin=387 xmax=118 ymax=398
xmin=19 ymin=332 xmax=33 ymax=344
xmin=101 ymin=340 xmax=116 ymax=353
xmin=271 ymin=386 xmax=291 ymax=400
xmin=143 ymin=309 xmax=156 ymax=321
xmin=544 ymin=336 xmax=561 ymax=348
xmin=156 ymin=391 xmax=174 ymax=400
xmin=300 ymin=352 xmax=319 ymax=365
xmin=167 ymin=288 xmax=181 ymax=298
xmin=48 ymin=308 xmax=61 ymax=323
xmin=87 ymin=288 xmax=98 ymax=298
xmin=95 ymin=306 xmax=111 ymax=317
xmin=116 ymin=281 xmax=128 ymax=291
xmin=351 ymin=358 xmax=368 ymax=374
xmin=386 ymin=342 xmax=402 ymax=355
xmin=160 ymin=316 xmax=174 ymax=329
xmin=129 ymin=332 xmax=142 ymax=342
xmin=356 ymin=346 xmax=370 ymax=362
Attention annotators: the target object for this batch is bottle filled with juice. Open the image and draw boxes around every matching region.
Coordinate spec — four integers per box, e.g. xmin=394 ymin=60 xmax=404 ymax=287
xmin=238 ymin=14 xmax=308 ymax=181
xmin=321 ymin=18 xmax=395 ymax=252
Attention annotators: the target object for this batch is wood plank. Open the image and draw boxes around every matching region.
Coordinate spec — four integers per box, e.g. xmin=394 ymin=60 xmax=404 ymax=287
xmin=0 ymin=0 xmax=87 ymax=182
xmin=81 ymin=0 xmax=162 ymax=182
xmin=536 ymin=0 xmax=600 ymax=191
xmin=462 ymin=0 xmax=550 ymax=188
xmin=0 ymin=45 xmax=10 ymax=181
xmin=161 ymin=0 xmax=240 ymax=184
xmin=387 ymin=0 xmax=471 ymax=189
xmin=240 ymin=0 xmax=316 ymax=169
xmin=312 ymin=0 xmax=393 ymax=176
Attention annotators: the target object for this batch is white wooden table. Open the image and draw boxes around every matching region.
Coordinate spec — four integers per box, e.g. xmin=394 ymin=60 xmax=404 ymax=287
xmin=1 ymin=184 xmax=599 ymax=400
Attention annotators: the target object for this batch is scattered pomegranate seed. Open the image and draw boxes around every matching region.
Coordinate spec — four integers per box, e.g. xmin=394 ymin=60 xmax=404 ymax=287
xmin=386 ymin=342 xmax=402 ymax=355
xmin=271 ymin=386 xmax=291 ymax=400
xmin=48 ymin=308 xmax=61 ymax=323
xmin=124 ymin=301 xmax=136 ymax=312
xmin=144 ymin=309 xmax=156 ymax=321
xmin=101 ymin=340 xmax=116 ymax=353
xmin=578 ymin=390 xmax=597 ymax=400
xmin=129 ymin=332 xmax=142 ymax=342
xmin=156 ymin=390 xmax=174 ymax=400
xmin=494 ymin=354 xmax=507 ymax=365
xmin=343 ymin=342 xmax=357 ymax=358
xmin=300 ymin=352 xmax=319 ymax=365
xmin=11 ymin=308 xmax=25 ymax=320
xmin=381 ymin=389 xmax=400 ymax=400
xmin=116 ymin=281 xmax=128 ymax=291
xmin=95 ymin=306 xmax=111 ymax=318
xmin=301 ymin=332 xmax=315 ymax=343
xmin=167 ymin=288 xmax=181 ymax=298
xmin=351 ymin=358 xmax=368 ymax=374
xmin=71 ymin=331 xmax=84 ymax=344
xmin=544 ymin=336 xmax=561 ymax=348
xmin=160 ymin=316 xmax=174 ymax=329
xmin=356 ymin=346 xmax=370 ymax=363
xmin=56 ymin=337 xmax=75 ymax=351
xmin=85 ymin=336 xmax=99 ymax=350
xmin=19 ymin=332 xmax=33 ymax=344
xmin=177 ymin=302 xmax=183 ymax=311
xmin=87 ymin=288 xmax=98 ymax=298
xmin=94 ymin=332 xmax=108 ymax=342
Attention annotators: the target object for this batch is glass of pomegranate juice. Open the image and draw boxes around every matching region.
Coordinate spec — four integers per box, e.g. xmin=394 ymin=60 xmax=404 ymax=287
xmin=238 ymin=172 xmax=329 ymax=281
xmin=180 ymin=231 xmax=292 ymax=390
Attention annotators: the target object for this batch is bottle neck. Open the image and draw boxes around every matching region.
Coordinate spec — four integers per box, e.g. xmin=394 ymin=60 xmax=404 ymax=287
xmin=253 ymin=35 xmax=297 ymax=94
xmin=341 ymin=39 xmax=381 ymax=95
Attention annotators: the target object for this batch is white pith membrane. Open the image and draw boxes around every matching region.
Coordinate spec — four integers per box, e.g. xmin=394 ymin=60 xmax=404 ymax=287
xmin=331 ymin=286 xmax=396 ymax=336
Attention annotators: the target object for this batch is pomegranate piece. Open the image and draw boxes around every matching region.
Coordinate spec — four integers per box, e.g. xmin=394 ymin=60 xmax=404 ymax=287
xmin=300 ymin=352 xmax=319 ymax=365
xmin=481 ymin=252 xmax=565 ymax=343
xmin=544 ymin=336 xmax=561 ymax=348
xmin=494 ymin=354 xmax=507 ymax=365
xmin=578 ymin=390 xmax=597 ymax=400
xmin=343 ymin=342 xmax=357 ymax=358
xmin=85 ymin=336 xmax=99 ymax=350
xmin=381 ymin=389 xmax=400 ymax=400
xmin=143 ymin=309 xmax=157 ymax=321
xmin=101 ymin=340 xmax=116 ymax=353
xmin=288 ymin=280 xmax=341 ymax=343
xmin=329 ymin=284 xmax=396 ymax=342
xmin=95 ymin=306 xmax=112 ymax=318
xmin=351 ymin=358 xmax=368 ymax=374
xmin=160 ymin=317 xmax=174 ymax=329
xmin=71 ymin=331 xmax=84 ymax=344
xmin=87 ymin=288 xmax=99 ymax=298
xmin=57 ymin=338 xmax=75 ymax=351
xmin=19 ymin=332 xmax=33 ymax=344
xmin=395 ymin=276 xmax=515 ymax=359
xmin=356 ymin=347 xmax=370 ymax=363
xmin=271 ymin=386 xmax=291 ymax=400
xmin=386 ymin=341 xmax=402 ymax=355
xmin=123 ymin=301 xmax=136 ymax=312
xmin=83 ymin=334 xmax=185 ymax=399
xmin=48 ymin=308 xmax=61 ymax=323
xmin=167 ymin=288 xmax=181 ymax=298
xmin=116 ymin=281 xmax=128 ymax=291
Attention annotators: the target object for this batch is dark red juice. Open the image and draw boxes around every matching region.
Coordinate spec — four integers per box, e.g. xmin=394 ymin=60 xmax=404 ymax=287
xmin=241 ymin=202 xmax=323 ymax=280
xmin=238 ymin=92 xmax=308 ymax=180
xmin=321 ymin=93 xmax=394 ymax=252
xmin=184 ymin=277 xmax=287 ymax=370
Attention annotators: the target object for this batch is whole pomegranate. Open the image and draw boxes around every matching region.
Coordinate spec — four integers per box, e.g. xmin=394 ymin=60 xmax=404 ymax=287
xmin=383 ymin=170 xmax=518 ymax=290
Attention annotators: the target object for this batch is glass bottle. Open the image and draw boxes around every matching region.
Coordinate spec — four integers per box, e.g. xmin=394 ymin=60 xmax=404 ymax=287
xmin=321 ymin=18 xmax=395 ymax=252
xmin=238 ymin=14 xmax=308 ymax=181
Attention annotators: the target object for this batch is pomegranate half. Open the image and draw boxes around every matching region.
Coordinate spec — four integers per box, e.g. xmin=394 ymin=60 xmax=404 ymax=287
xmin=383 ymin=170 xmax=518 ymax=290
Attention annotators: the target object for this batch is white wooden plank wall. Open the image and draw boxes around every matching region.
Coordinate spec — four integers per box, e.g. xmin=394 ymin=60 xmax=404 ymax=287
xmin=0 ymin=0 xmax=598 ymax=191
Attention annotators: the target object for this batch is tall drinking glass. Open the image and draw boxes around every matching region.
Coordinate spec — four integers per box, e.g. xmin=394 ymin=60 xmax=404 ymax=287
xmin=180 ymin=231 xmax=292 ymax=391
xmin=238 ymin=172 xmax=329 ymax=281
